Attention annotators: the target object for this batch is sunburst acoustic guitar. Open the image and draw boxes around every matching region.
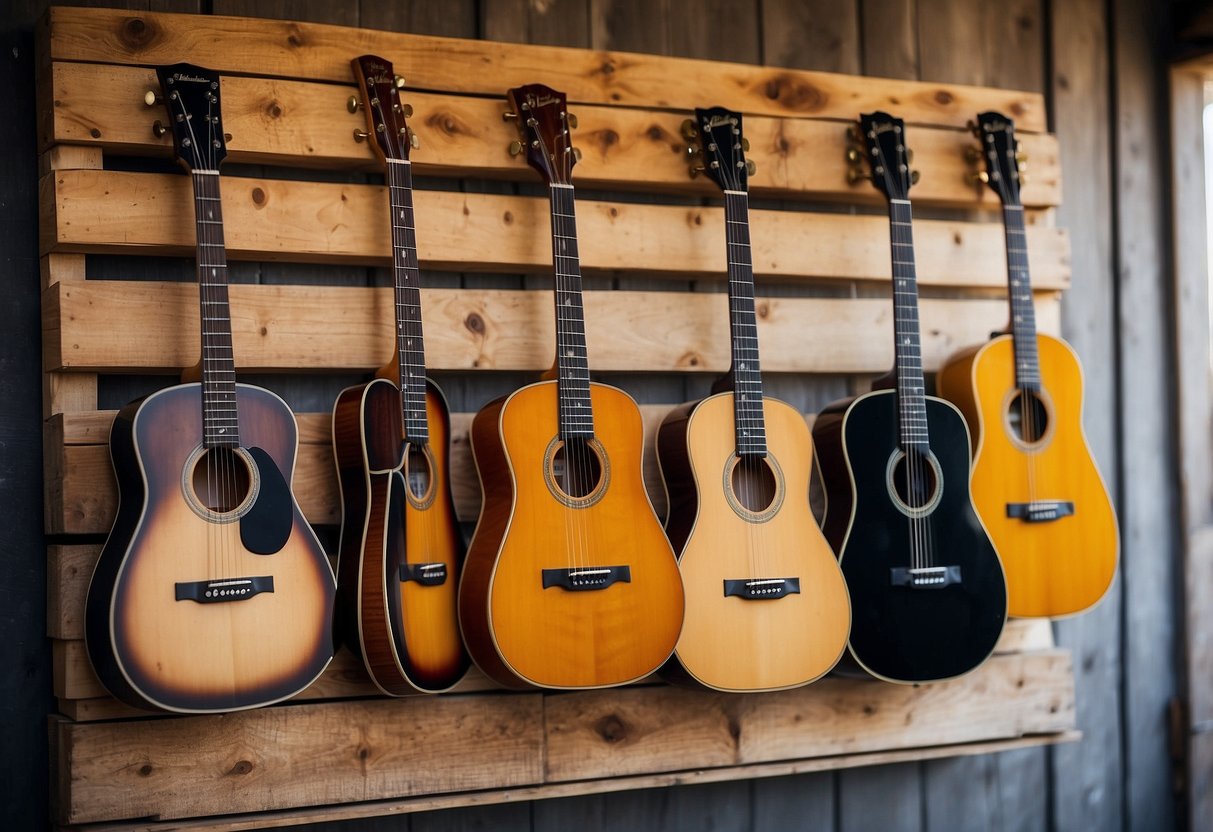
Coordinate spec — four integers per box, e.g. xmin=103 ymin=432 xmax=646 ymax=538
xmin=458 ymin=83 xmax=685 ymax=690
xmin=812 ymin=111 xmax=1007 ymax=684
xmin=936 ymin=111 xmax=1118 ymax=618
xmin=656 ymin=107 xmax=850 ymax=692
xmin=331 ymin=55 xmax=470 ymax=695
xmin=84 ymin=64 xmax=336 ymax=713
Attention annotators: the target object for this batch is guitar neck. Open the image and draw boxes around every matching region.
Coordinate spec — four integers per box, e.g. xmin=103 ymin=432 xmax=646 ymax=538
xmin=888 ymin=199 xmax=929 ymax=452
xmin=1001 ymin=204 xmax=1042 ymax=391
xmin=550 ymin=184 xmax=594 ymax=440
xmin=387 ymin=159 xmax=429 ymax=444
xmin=192 ymin=171 xmax=239 ymax=448
xmin=723 ymin=191 xmax=767 ymax=457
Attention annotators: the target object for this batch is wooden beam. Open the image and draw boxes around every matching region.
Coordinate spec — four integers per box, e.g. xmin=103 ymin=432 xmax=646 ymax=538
xmin=42 ymin=281 xmax=1062 ymax=374
xmin=44 ymin=169 xmax=1070 ymax=284
xmin=43 ymin=7 xmax=1047 ymax=132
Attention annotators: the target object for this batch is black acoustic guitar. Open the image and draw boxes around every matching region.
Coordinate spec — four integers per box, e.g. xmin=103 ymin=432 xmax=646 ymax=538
xmin=85 ymin=64 xmax=336 ymax=713
xmin=812 ymin=111 xmax=1007 ymax=684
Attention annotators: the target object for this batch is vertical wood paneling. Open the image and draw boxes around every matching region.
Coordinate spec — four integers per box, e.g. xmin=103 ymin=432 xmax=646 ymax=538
xmin=839 ymin=762 xmax=923 ymax=832
xmin=917 ymin=0 xmax=985 ymax=86
xmin=860 ymin=0 xmax=919 ymax=79
xmin=1048 ymin=1 xmax=1125 ymax=830
xmin=761 ymin=0 xmax=860 ymax=74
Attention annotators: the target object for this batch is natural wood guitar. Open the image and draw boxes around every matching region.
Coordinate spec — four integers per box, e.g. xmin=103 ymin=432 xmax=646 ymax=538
xmin=937 ymin=112 xmax=1118 ymax=618
xmin=84 ymin=64 xmax=335 ymax=713
xmin=458 ymin=84 xmax=685 ymax=690
xmin=656 ymin=108 xmax=850 ymax=692
xmin=331 ymin=55 xmax=470 ymax=695
xmin=812 ymin=112 xmax=1007 ymax=684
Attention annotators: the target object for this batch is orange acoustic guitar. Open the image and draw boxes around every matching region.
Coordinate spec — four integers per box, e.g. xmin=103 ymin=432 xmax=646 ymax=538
xmin=85 ymin=64 xmax=335 ymax=713
xmin=656 ymin=107 xmax=850 ymax=692
xmin=458 ymin=83 xmax=685 ymax=690
xmin=331 ymin=55 xmax=470 ymax=695
xmin=936 ymin=111 xmax=1118 ymax=618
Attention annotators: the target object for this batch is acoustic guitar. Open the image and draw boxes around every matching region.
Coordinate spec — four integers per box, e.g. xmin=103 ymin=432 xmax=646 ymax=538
xmin=84 ymin=64 xmax=336 ymax=713
xmin=656 ymin=108 xmax=850 ymax=692
xmin=812 ymin=111 xmax=1007 ymax=684
xmin=936 ymin=111 xmax=1118 ymax=618
xmin=458 ymin=83 xmax=685 ymax=690
xmin=331 ymin=55 xmax=470 ymax=695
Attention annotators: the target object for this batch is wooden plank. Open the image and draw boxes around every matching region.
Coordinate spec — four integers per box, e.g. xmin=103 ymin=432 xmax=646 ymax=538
xmin=1048 ymin=2 xmax=1124 ymax=831
xmin=840 ymin=762 xmax=922 ymax=831
xmin=861 ymin=0 xmax=918 ymax=80
xmin=41 ymin=70 xmax=1064 ymax=206
xmin=56 ymin=694 xmax=546 ymax=825
xmin=43 ymin=280 xmax=1062 ymax=374
xmin=44 ymin=732 xmax=1080 ymax=832
xmin=43 ymin=6 xmax=1048 ymax=132
xmin=543 ymin=651 xmax=1073 ymax=781
xmin=761 ymin=0 xmax=859 ymax=74
xmin=44 ymin=169 xmax=1071 ymax=285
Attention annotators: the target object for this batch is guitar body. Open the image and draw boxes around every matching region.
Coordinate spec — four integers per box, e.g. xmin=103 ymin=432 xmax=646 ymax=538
xmin=657 ymin=393 xmax=850 ymax=691
xmin=937 ymin=333 xmax=1118 ymax=617
xmin=85 ymin=383 xmax=336 ymax=713
xmin=460 ymin=380 xmax=684 ymax=689
xmin=813 ymin=389 xmax=1007 ymax=683
xmin=332 ymin=377 xmax=469 ymax=694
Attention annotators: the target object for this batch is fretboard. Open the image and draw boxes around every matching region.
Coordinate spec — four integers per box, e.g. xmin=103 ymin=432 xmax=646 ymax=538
xmin=723 ymin=191 xmax=767 ymax=457
xmin=888 ymin=200 xmax=928 ymax=452
xmin=1002 ymin=204 xmax=1041 ymax=391
xmin=387 ymin=160 xmax=429 ymax=444
xmin=193 ymin=172 xmax=239 ymax=448
xmin=549 ymin=185 xmax=594 ymax=440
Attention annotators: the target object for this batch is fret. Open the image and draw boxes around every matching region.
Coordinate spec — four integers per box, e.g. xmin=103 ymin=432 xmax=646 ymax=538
xmin=722 ymin=191 xmax=767 ymax=457
xmin=385 ymin=161 xmax=430 ymax=444
xmin=1001 ymin=203 xmax=1041 ymax=390
xmin=886 ymin=200 xmax=930 ymax=451
xmin=548 ymin=185 xmax=596 ymax=440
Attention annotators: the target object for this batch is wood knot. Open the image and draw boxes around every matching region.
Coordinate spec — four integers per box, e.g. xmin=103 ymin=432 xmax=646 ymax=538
xmin=426 ymin=113 xmax=464 ymax=136
xmin=285 ymin=25 xmax=305 ymax=48
xmin=756 ymin=301 xmax=770 ymax=319
xmin=357 ymin=746 xmax=370 ymax=760
xmin=608 ymin=206 xmax=619 ymax=219
xmin=934 ymin=90 xmax=954 ymax=105
xmin=251 ymin=187 xmax=266 ymax=207
xmin=761 ymin=74 xmax=826 ymax=111
xmin=597 ymin=129 xmax=620 ymax=151
xmin=259 ymin=326 xmax=268 ymax=336
xmin=138 ymin=764 xmax=153 ymax=777
xmin=727 ymin=717 xmax=742 ymax=742
xmin=502 ymin=210 xmax=513 ymax=225
xmin=265 ymin=100 xmax=284 ymax=119
xmin=595 ymin=714 xmax=627 ymax=743
xmin=89 ymin=128 xmax=101 ymax=139
xmin=690 ymin=212 xmax=703 ymax=226
xmin=645 ymin=125 xmax=664 ymax=142
xmin=227 ymin=760 xmax=254 ymax=776
xmin=679 ymin=352 xmax=702 ymax=368
xmin=863 ymin=704 xmax=876 ymax=715
xmin=1010 ymin=102 xmax=1027 ymax=116
xmin=464 ymin=312 xmax=486 ymax=335
xmin=953 ymin=232 xmax=963 ymax=245
xmin=599 ymin=59 xmax=616 ymax=76
xmin=119 ymin=17 xmax=158 ymax=49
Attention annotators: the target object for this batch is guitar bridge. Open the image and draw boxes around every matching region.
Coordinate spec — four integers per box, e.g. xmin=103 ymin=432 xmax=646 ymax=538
xmin=889 ymin=566 xmax=962 ymax=589
xmin=723 ymin=578 xmax=801 ymax=600
xmin=400 ymin=562 xmax=447 ymax=586
xmin=175 ymin=576 xmax=274 ymax=604
xmin=542 ymin=566 xmax=631 ymax=592
xmin=1006 ymin=501 xmax=1075 ymax=523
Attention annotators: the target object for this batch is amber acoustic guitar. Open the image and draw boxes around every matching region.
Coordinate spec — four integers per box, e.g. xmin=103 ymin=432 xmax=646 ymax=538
xmin=84 ymin=64 xmax=335 ymax=713
xmin=331 ymin=56 xmax=470 ymax=695
xmin=458 ymin=84 xmax=684 ymax=690
xmin=656 ymin=108 xmax=850 ymax=692
xmin=936 ymin=112 xmax=1118 ymax=618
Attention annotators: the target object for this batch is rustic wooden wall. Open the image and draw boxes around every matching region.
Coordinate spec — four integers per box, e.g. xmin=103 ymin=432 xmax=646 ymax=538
xmin=0 ymin=0 xmax=1186 ymax=830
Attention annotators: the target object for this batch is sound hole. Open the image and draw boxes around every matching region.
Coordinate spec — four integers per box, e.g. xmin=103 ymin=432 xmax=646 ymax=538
xmin=1007 ymin=390 xmax=1049 ymax=443
xmin=404 ymin=444 xmax=432 ymax=501
xmin=551 ymin=438 xmax=603 ymax=499
xmin=191 ymin=447 xmax=252 ymax=514
xmin=730 ymin=455 xmax=778 ymax=513
xmin=890 ymin=450 xmax=939 ymax=510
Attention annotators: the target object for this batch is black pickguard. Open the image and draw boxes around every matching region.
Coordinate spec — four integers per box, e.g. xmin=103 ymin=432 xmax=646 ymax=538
xmin=832 ymin=391 xmax=1007 ymax=683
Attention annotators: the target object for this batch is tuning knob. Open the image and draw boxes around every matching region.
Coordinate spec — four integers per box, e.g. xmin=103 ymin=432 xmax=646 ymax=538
xmin=905 ymin=149 xmax=914 ymax=163
xmin=966 ymin=119 xmax=981 ymax=138
xmin=966 ymin=170 xmax=989 ymax=185
xmin=741 ymin=137 xmax=750 ymax=152
xmin=964 ymin=146 xmax=982 ymax=164
xmin=508 ymin=140 xmax=523 ymax=156
xmin=745 ymin=159 xmax=757 ymax=176
xmin=910 ymin=170 xmax=920 ymax=185
xmin=502 ymin=111 xmax=518 ymax=122
xmin=572 ymin=147 xmax=583 ymax=161
xmin=409 ymin=130 xmax=421 ymax=149
xmin=846 ymin=168 xmax=870 ymax=185
xmin=846 ymin=147 xmax=861 ymax=163
xmin=152 ymin=120 xmax=168 ymax=138
xmin=1019 ymin=172 xmax=1029 ymax=185
xmin=347 ymin=95 xmax=362 ymax=114
xmin=688 ymin=163 xmax=705 ymax=179
xmin=566 ymin=113 xmax=578 ymax=129
xmin=353 ymin=129 xmax=370 ymax=143
xmin=680 ymin=118 xmax=699 ymax=141
xmin=394 ymin=75 xmax=406 ymax=89
xmin=847 ymin=123 xmax=863 ymax=144
xmin=143 ymin=91 xmax=162 ymax=107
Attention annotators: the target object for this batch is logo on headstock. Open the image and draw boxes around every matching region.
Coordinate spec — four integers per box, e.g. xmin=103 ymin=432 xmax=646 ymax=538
xmin=172 ymin=72 xmax=212 ymax=85
xmin=525 ymin=92 xmax=560 ymax=109
xmin=983 ymin=117 xmax=1011 ymax=134
xmin=871 ymin=121 xmax=900 ymax=136
xmin=705 ymin=114 xmax=736 ymax=130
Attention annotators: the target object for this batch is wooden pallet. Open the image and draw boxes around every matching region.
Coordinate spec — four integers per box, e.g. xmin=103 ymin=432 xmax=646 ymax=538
xmin=38 ymin=6 xmax=1077 ymax=828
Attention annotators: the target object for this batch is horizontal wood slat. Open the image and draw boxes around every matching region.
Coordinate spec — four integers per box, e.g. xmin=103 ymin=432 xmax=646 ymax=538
xmin=44 ymin=7 xmax=1047 ymax=132
xmin=53 ymin=650 xmax=1071 ymax=825
xmin=41 ymin=63 xmax=1061 ymax=207
xmin=45 ymin=170 xmax=1069 ymax=283
xmin=42 ymin=281 xmax=1061 ymax=374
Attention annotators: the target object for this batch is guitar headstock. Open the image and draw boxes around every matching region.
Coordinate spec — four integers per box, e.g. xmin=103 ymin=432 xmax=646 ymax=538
xmin=845 ymin=111 xmax=919 ymax=201
xmin=681 ymin=106 xmax=755 ymax=192
xmin=350 ymin=54 xmax=419 ymax=163
xmin=966 ymin=111 xmax=1026 ymax=205
xmin=149 ymin=63 xmax=227 ymax=172
xmin=505 ymin=84 xmax=580 ymax=185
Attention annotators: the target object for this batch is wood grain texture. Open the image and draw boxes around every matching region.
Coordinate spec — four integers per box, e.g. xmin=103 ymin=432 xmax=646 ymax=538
xmin=43 ymin=280 xmax=1062 ymax=374
xmin=43 ymin=6 xmax=1048 ymax=130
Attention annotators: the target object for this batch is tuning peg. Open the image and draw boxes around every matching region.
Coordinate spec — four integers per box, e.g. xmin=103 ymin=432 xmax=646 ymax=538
xmin=508 ymin=140 xmax=523 ymax=156
xmin=964 ymin=146 xmax=982 ymax=164
xmin=905 ymin=149 xmax=914 ymax=163
xmin=152 ymin=120 xmax=168 ymax=138
xmin=353 ymin=129 xmax=370 ymax=143
xmin=910 ymin=170 xmax=920 ymax=185
xmin=745 ymin=159 xmax=756 ymax=176
xmin=688 ymin=164 xmax=705 ymax=179
xmin=394 ymin=75 xmax=406 ymax=89
xmin=680 ymin=118 xmax=699 ymax=141
xmin=566 ymin=113 xmax=578 ymax=129
xmin=741 ymin=137 xmax=750 ymax=152
xmin=1018 ymin=172 xmax=1028 ymax=185
xmin=846 ymin=168 xmax=870 ymax=185
xmin=1016 ymin=151 xmax=1028 ymax=164
xmin=347 ymin=95 xmax=362 ymax=114
xmin=408 ymin=130 xmax=421 ymax=150
xmin=572 ymin=147 xmax=582 ymax=161
xmin=966 ymin=170 xmax=989 ymax=186
xmin=966 ymin=119 xmax=981 ymax=138
xmin=502 ymin=111 xmax=517 ymax=122
xmin=400 ymin=104 xmax=414 ymax=118
xmin=143 ymin=90 xmax=162 ymax=107
xmin=846 ymin=147 xmax=861 ymax=163
xmin=847 ymin=123 xmax=863 ymax=143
